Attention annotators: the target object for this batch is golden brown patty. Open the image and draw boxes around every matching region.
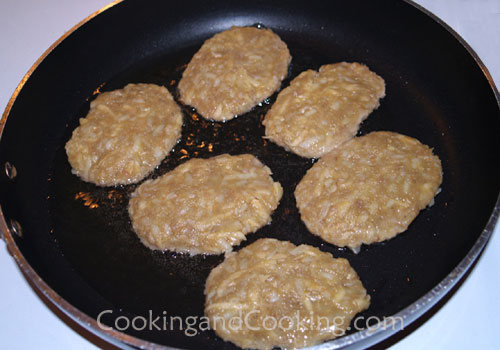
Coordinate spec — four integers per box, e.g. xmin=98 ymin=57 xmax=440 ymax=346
xmin=295 ymin=131 xmax=443 ymax=250
xmin=263 ymin=62 xmax=385 ymax=158
xmin=205 ymin=238 xmax=370 ymax=350
xmin=178 ymin=26 xmax=291 ymax=121
xmin=128 ymin=154 xmax=283 ymax=255
xmin=65 ymin=83 xmax=183 ymax=186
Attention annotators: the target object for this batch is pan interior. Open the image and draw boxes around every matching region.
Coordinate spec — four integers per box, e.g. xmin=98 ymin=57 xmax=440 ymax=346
xmin=0 ymin=1 xmax=498 ymax=349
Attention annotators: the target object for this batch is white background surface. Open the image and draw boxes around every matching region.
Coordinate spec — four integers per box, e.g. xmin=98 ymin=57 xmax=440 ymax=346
xmin=0 ymin=0 xmax=498 ymax=349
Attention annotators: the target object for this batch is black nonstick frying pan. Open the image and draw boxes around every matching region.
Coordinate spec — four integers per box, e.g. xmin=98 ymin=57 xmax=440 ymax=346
xmin=1 ymin=0 xmax=499 ymax=349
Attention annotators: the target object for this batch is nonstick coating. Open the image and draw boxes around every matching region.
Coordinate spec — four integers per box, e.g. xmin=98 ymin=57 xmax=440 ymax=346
xmin=1 ymin=0 xmax=499 ymax=349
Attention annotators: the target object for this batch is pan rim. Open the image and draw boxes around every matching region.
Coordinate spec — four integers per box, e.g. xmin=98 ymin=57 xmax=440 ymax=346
xmin=0 ymin=0 xmax=499 ymax=349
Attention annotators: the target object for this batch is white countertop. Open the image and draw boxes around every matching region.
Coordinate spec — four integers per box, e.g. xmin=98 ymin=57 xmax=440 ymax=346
xmin=0 ymin=0 xmax=498 ymax=349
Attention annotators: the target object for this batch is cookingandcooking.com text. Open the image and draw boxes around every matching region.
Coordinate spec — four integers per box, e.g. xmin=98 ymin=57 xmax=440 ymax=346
xmin=97 ymin=310 xmax=404 ymax=337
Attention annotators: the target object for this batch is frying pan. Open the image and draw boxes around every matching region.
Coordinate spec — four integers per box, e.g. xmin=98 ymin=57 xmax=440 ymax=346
xmin=1 ymin=0 xmax=499 ymax=349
